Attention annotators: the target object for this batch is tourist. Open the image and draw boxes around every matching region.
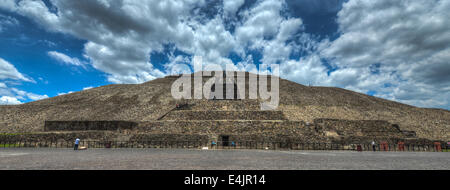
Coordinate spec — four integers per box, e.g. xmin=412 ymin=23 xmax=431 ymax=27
xmin=371 ymin=141 xmax=376 ymax=151
xmin=74 ymin=138 xmax=80 ymax=150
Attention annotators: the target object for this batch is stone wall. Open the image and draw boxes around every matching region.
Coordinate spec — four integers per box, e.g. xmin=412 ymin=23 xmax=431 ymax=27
xmin=0 ymin=131 xmax=113 ymax=142
xmin=3 ymin=118 xmax=428 ymax=144
xmin=162 ymin=110 xmax=286 ymax=120
xmin=184 ymin=99 xmax=261 ymax=111
xmin=138 ymin=120 xmax=328 ymax=143
xmin=313 ymin=118 xmax=408 ymax=141
xmin=44 ymin=121 xmax=138 ymax=131
xmin=129 ymin=134 xmax=209 ymax=142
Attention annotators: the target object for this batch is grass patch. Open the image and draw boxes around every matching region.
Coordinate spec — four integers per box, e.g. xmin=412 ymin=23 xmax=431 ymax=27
xmin=0 ymin=133 xmax=30 ymax=136
xmin=0 ymin=144 xmax=20 ymax=148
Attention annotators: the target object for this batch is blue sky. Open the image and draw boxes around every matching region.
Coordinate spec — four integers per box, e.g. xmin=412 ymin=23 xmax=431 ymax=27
xmin=0 ymin=0 xmax=449 ymax=110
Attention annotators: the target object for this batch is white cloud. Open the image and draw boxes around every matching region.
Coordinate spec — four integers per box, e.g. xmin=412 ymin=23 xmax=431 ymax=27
xmin=1 ymin=0 xmax=202 ymax=84
xmin=321 ymin=0 xmax=450 ymax=69
xmin=47 ymin=51 xmax=87 ymax=68
xmin=235 ymin=0 xmax=285 ymax=49
xmin=10 ymin=88 xmax=48 ymax=101
xmin=2 ymin=0 xmax=449 ymax=109
xmin=0 ymin=78 xmax=48 ymax=103
xmin=2 ymin=0 xmax=302 ymax=83
xmin=261 ymin=18 xmax=303 ymax=65
xmin=26 ymin=93 xmax=49 ymax=101
xmin=0 ymin=58 xmax=33 ymax=82
xmin=280 ymin=54 xmax=328 ymax=86
xmin=0 ymin=96 xmax=22 ymax=105
xmin=0 ymin=0 xmax=18 ymax=12
xmin=316 ymin=0 xmax=450 ymax=108
xmin=57 ymin=91 xmax=74 ymax=96
xmin=223 ymin=0 xmax=245 ymax=16
xmin=57 ymin=86 xmax=94 ymax=96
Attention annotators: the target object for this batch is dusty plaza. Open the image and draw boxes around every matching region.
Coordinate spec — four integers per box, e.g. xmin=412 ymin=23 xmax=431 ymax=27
xmin=0 ymin=148 xmax=448 ymax=170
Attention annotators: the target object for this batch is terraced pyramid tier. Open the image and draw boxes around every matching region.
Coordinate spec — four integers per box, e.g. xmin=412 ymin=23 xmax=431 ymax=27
xmin=181 ymin=99 xmax=262 ymax=111
xmin=137 ymin=120 xmax=327 ymax=142
xmin=1 ymin=71 xmax=448 ymax=143
xmin=161 ymin=110 xmax=286 ymax=120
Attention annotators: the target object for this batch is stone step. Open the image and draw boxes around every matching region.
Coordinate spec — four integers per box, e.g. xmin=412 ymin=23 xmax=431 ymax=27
xmin=136 ymin=120 xmax=328 ymax=143
xmin=161 ymin=110 xmax=286 ymax=120
xmin=138 ymin=120 xmax=309 ymax=134
xmin=44 ymin=121 xmax=138 ymax=131
xmin=182 ymin=99 xmax=262 ymax=110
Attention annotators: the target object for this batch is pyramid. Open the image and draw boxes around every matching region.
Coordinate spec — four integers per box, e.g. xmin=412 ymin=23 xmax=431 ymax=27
xmin=0 ymin=71 xmax=448 ymax=144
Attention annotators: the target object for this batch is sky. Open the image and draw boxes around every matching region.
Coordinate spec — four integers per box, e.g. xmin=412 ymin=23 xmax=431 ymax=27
xmin=0 ymin=0 xmax=449 ymax=110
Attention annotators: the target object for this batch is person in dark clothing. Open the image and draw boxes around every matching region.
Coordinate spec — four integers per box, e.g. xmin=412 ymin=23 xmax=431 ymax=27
xmin=371 ymin=141 xmax=376 ymax=151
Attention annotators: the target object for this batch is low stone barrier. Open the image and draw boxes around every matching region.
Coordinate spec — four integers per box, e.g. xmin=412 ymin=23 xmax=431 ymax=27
xmin=44 ymin=121 xmax=138 ymax=131
xmin=129 ymin=134 xmax=209 ymax=142
xmin=313 ymin=118 xmax=407 ymax=138
xmin=162 ymin=110 xmax=286 ymax=120
xmin=0 ymin=131 xmax=110 ymax=142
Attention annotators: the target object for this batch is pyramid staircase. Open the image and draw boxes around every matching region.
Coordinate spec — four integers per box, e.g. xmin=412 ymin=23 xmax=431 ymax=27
xmin=137 ymin=99 xmax=326 ymax=143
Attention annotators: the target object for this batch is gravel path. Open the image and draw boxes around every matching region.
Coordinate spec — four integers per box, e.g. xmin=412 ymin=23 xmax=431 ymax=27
xmin=0 ymin=148 xmax=448 ymax=170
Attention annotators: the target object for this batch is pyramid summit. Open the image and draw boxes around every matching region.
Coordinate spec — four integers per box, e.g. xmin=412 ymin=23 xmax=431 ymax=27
xmin=0 ymin=71 xmax=448 ymax=144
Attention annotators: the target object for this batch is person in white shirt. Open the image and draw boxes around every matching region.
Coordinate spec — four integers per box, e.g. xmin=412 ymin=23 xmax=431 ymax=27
xmin=371 ymin=141 xmax=376 ymax=151
xmin=74 ymin=138 xmax=80 ymax=150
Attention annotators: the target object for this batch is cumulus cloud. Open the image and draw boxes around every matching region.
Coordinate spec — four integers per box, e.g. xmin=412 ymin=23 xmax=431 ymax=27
xmin=1 ymin=0 xmax=306 ymax=84
xmin=261 ymin=18 xmax=303 ymax=65
xmin=1 ymin=0 xmax=202 ymax=83
xmin=223 ymin=0 xmax=245 ymax=17
xmin=235 ymin=0 xmax=285 ymax=49
xmin=280 ymin=54 xmax=328 ymax=86
xmin=2 ymin=0 xmax=449 ymax=109
xmin=316 ymin=0 xmax=450 ymax=108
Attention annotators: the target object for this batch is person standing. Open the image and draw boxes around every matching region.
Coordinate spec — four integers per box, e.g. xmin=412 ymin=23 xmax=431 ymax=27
xmin=74 ymin=138 xmax=80 ymax=150
xmin=371 ymin=141 xmax=376 ymax=151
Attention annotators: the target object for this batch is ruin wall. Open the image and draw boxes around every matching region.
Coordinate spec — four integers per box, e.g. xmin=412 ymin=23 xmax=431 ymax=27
xmin=44 ymin=121 xmax=138 ymax=131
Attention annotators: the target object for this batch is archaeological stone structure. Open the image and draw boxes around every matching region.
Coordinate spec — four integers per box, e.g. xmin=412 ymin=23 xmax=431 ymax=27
xmin=0 ymin=71 xmax=448 ymax=145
